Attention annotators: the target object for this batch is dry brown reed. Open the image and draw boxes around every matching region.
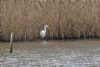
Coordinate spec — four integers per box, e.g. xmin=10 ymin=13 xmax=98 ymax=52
xmin=0 ymin=0 xmax=100 ymax=41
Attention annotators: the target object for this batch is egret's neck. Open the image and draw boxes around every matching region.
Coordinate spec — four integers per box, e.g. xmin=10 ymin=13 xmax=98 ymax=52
xmin=44 ymin=27 xmax=47 ymax=32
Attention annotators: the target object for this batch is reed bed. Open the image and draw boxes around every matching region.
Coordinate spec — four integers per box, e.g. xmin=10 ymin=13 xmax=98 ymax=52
xmin=0 ymin=0 xmax=100 ymax=41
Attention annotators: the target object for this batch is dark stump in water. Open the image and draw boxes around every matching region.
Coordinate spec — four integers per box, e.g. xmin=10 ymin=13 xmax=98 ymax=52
xmin=10 ymin=45 xmax=13 ymax=53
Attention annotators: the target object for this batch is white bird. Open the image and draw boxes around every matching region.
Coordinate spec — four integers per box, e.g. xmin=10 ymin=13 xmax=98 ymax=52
xmin=40 ymin=25 xmax=48 ymax=40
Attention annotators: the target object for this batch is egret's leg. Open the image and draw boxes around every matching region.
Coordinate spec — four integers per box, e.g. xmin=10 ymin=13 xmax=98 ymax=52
xmin=41 ymin=37 xmax=43 ymax=40
xmin=42 ymin=37 xmax=44 ymax=40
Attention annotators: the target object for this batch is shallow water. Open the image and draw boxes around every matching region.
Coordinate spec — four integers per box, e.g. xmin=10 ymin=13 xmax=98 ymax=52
xmin=0 ymin=39 xmax=100 ymax=67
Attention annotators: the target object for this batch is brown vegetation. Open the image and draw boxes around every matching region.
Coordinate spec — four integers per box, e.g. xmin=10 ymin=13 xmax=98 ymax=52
xmin=0 ymin=0 xmax=100 ymax=41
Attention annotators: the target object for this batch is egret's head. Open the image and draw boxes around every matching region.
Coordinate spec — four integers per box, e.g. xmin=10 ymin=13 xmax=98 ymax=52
xmin=44 ymin=25 xmax=48 ymax=28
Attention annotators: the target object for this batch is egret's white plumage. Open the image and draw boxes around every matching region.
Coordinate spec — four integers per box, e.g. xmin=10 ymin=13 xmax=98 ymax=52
xmin=40 ymin=25 xmax=48 ymax=39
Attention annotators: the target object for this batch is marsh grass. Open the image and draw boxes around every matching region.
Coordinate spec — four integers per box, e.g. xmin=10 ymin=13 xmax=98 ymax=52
xmin=0 ymin=0 xmax=100 ymax=41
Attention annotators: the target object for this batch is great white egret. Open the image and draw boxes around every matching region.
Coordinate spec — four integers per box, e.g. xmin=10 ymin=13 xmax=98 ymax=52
xmin=40 ymin=25 xmax=48 ymax=40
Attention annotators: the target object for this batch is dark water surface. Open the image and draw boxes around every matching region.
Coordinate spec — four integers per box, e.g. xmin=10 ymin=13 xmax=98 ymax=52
xmin=0 ymin=40 xmax=100 ymax=67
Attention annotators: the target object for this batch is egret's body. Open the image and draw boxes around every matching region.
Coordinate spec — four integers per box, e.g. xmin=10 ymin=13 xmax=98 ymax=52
xmin=40 ymin=30 xmax=46 ymax=39
xmin=40 ymin=25 xmax=48 ymax=39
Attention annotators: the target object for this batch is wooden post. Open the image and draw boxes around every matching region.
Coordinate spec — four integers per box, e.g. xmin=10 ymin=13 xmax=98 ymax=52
xmin=10 ymin=32 xmax=14 ymax=53
xmin=25 ymin=34 xmax=27 ymax=42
